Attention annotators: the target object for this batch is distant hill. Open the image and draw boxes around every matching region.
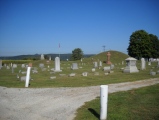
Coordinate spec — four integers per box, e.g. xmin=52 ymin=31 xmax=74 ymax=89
xmin=0 ymin=53 xmax=95 ymax=60
xmin=84 ymin=50 xmax=129 ymax=64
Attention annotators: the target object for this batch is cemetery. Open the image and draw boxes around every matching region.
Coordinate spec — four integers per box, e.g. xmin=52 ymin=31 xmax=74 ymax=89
xmin=0 ymin=50 xmax=159 ymax=88
xmin=0 ymin=50 xmax=159 ymax=120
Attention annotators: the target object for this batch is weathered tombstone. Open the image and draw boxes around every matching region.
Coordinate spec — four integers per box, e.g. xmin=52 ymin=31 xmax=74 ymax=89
xmin=49 ymin=56 xmax=51 ymax=60
xmin=106 ymin=52 xmax=111 ymax=64
xmin=94 ymin=62 xmax=98 ymax=68
xmin=50 ymin=76 xmax=56 ymax=79
xmin=69 ymin=73 xmax=76 ymax=77
xmin=32 ymin=70 xmax=38 ymax=73
xmin=12 ymin=64 xmax=17 ymax=68
xmin=54 ymin=57 xmax=62 ymax=72
xmin=92 ymin=68 xmax=95 ymax=72
xmin=99 ymin=61 xmax=102 ymax=67
xmin=6 ymin=66 xmax=10 ymax=69
xmin=39 ymin=63 xmax=44 ymax=68
xmin=82 ymin=72 xmax=88 ymax=76
xmin=123 ymin=57 xmax=139 ymax=73
xmin=41 ymin=54 xmax=45 ymax=60
xmin=0 ymin=60 xmax=2 ymax=69
xmin=71 ymin=63 xmax=78 ymax=70
xmin=110 ymin=64 xmax=114 ymax=69
xmin=141 ymin=58 xmax=146 ymax=70
xmin=103 ymin=66 xmax=111 ymax=71
xmin=21 ymin=64 xmax=25 ymax=68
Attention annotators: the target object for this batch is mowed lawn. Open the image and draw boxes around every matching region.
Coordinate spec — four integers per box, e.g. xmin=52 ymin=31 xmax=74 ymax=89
xmin=0 ymin=59 xmax=159 ymax=88
xmin=74 ymin=83 xmax=159 ymax=120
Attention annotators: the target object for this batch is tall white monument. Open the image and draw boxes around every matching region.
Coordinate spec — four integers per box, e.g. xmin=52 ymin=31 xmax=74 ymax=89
xmin=41 ymin=54 xmax=45 ymax=60
xmin=123 ymin=57 xmax=139 ymax=73
xmin=141 ymin=58 xmax=146 ymax=70
xmin=54 ymin=57 xmax=62 ymax=72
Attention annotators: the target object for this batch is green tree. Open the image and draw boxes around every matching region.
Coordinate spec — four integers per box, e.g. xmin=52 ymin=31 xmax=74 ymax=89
xmin=71 ymin=48 xmax=83 ymax=60
xmin=127 ymin=30 xmax=152 ymax=59
xmin=149 ymin=34 xmax=159 ymax=58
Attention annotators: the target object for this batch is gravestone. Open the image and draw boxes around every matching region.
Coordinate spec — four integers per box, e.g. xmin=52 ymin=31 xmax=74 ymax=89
xmin=0 ymin=60 xmax=2 ymax=69
xmin=49 ymin=56 xmax=51 ymax=60
xmin=141 ymin=58 xmax=146 ymax=70
xmin=99 ymin=61 xmax=102 ymax=67
xmin=41 ymin=54 xmax=45 ymax=60
xmin=82 ymin=72 xmax=88 ymax=76
xmin=69 ymin=73 xmax=76 ymax=77
xmin=94 ymin=62 xmax=98 ymax=68
xmin=92 ymin=68 xmax=95 ymax=72
xmin=39 ymin=63 xmax=44 ymax=68
xmin=110 ymin=64 xmax=114 ymax=69
xmin=103 ymin=66 xmax=111 ymax=71
xmin=54 ymin=57 xmax=62 ymax=72
xmin=123 ymin=57 xmax=139 ymax=73
xmin=12 ymin=64 xmax=17 ymax=68
xmin=21 ymin=64 xmax=25 ymax=68
xmin=71 ymin=63 xmax=78 ymax=70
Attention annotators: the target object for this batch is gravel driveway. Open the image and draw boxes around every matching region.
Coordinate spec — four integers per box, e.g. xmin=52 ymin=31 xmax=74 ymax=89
xmin=0 ymin=78 xmax=159 ymax=120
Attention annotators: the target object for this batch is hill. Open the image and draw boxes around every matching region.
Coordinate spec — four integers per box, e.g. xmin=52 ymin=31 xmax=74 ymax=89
xmin=87 ymin=50 xmax=129 ymax=64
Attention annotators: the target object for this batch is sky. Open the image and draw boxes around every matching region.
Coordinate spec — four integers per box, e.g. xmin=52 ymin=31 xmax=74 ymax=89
xmin=0 ymin=0 xmax=159 ymax=56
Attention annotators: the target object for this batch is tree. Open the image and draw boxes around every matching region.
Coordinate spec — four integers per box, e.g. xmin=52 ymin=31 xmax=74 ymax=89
xmin=127 ymin=30 xmax=152 ymax=59
xmin=71 ymin=48 xmax=83 ymax=60
xmin=149 ymin=34 xmax=159 ymax=58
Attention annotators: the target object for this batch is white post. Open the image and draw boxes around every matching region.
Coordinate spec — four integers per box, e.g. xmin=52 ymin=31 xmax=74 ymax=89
xmin=100 ymin=85 xmax=108 ymax=120
xmin=25 ymin=67 xmax=31 ymax=87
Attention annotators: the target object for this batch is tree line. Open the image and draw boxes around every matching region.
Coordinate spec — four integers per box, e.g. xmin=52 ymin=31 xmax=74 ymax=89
xmin=127 ymin=30 xmax=159 ymax=60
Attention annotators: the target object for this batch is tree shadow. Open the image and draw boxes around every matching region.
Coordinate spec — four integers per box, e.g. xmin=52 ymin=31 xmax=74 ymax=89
xmin=88 ymin=108 xmax=100 ymax=120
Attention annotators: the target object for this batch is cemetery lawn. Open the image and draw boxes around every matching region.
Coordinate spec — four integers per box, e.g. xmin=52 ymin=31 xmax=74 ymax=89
xmin=0 ymin=59 xmax=159 ymax=88
xmin=74 ymin=83 xmax=159 ymax=120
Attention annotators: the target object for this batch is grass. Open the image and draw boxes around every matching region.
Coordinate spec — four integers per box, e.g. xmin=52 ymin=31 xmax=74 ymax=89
xmin=74 ymin=83 xmax=159 ymax=120
xmin=0 ymin=51 xmax=159 ymax=88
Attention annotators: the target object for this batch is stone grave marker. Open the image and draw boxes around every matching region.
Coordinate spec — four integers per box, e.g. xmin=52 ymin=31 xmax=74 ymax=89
xmin=12 ymin=64 xmax=17 ymax=68
xmin=103 ymin=66 xmax=111 ymax=71
xmin=82 ymin=72 xmax=88 ymax=76
xmin=94 ymin=62 xmax=98 ymax=68
xmin=99 ymin=61 xmax=102 ymax=67
xmin=123 ymin=57 xmax=139 ymax=73
xmin=69 ymin=73 xmax=75 ymax=77
xmin=92 ymin=68 xmax=95 ymax=72
xmin=39 ymin=63 xmax=44 ymax=68
xmin=71 ymin=63 xmax=78 ymax=70
xmin=141 ymin=58 xmax=146 ymax=70
xmin=54 ymin=57 xmax=62 ymax=72
xmin=21 ymin=64 xmax=25 ymax=68
xmin=110 ymin=64 xmax=114 ymax=69
xmin=41 ymin=54 xmax=45 ymax=60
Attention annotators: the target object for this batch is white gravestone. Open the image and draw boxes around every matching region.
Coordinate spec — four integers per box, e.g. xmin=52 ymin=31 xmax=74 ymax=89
xmin=54 ymin=57 xmax=62 ymax=72
xmin=94 ymin=62 xmax=98 ymax=68
xmin=99 ymin=61 xmax=102 ymax=67
xmin=123 ymin=57 xmax=139 ymax=73
xmin=141 ymin=58 xmax=146 ymax=70
xmin=40 ymin=54 xmax=45 ymax=60
xmin=71 ymin=63 xmax=78 ymax=70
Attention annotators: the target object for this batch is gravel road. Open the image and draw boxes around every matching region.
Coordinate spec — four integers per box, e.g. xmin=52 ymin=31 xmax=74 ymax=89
xmin=0 ymin=78 xmax=159 ymax=120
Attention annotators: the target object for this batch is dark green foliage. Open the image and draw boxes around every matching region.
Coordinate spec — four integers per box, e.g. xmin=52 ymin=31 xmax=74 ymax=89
xmin=127 ymin=30 xmax=159 ymax=59
xmin=71 ymin=48 xmax=83 ymax=60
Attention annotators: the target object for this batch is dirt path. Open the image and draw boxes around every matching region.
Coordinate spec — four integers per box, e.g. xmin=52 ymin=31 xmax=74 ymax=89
xmin=0 ymin=78 xmax=159 ymax=120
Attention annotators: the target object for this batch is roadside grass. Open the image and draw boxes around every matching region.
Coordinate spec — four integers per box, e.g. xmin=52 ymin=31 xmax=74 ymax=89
xmin=0 ymin=58 xmax=159 ymax=88
xmin=74 ymin=83 xmax=159 ymax=120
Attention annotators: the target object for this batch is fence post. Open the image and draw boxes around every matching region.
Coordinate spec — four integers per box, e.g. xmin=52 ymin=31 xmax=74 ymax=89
xmin=100 ymin=85 xmax=108 ymax=120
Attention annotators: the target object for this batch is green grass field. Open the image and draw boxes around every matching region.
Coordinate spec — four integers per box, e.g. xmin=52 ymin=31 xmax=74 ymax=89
xmin=74 ymin=83 xmax=159 ymax=120
xmin=0 ymin=51 xmax=159 ymax=88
